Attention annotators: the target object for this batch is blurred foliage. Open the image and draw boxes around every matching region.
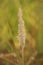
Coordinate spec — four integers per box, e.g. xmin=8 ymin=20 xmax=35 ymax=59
xmin=0 ymin=0 xmax=43 ymax=65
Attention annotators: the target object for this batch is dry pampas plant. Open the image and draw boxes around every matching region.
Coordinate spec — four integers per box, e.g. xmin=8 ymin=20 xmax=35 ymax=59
xmin=18 ymin=7 xmax=26 ymax=65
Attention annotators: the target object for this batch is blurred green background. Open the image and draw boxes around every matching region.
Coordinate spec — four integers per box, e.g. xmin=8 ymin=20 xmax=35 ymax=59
xmin=0 ymin=0 xmax=43 ymax=65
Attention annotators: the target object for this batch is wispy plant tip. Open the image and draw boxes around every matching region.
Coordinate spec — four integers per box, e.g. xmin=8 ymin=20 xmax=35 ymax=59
xmin=18 ymin=7 xmax=26 ymax=48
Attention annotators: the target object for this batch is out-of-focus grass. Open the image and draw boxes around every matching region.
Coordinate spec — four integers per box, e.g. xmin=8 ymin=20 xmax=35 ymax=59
xmin=0 ymin=0 xmax=43 ymax=54
xmin=0 ymin=0 xmax=43 ymax=65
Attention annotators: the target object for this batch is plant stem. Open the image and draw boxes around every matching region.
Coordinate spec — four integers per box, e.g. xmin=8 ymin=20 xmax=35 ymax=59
xmin=22 ymin=47 xmax=24 ymax=65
